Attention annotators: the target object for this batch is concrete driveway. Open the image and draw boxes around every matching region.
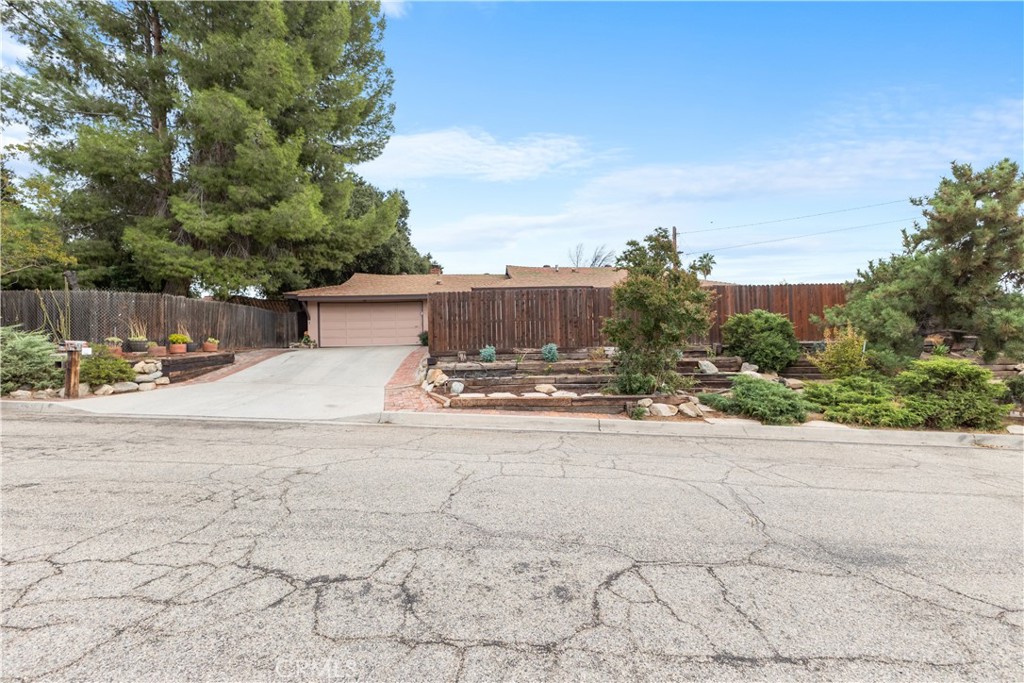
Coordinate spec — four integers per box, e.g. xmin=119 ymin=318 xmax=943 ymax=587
xmin=66 ymin=347 xmax=415 ymax=421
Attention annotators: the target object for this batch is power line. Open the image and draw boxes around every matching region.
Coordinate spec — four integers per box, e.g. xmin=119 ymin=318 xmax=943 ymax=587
xmin=701 ymin=217 xmax=916 ymax=254
xmin=687 ymin=199 xmax=910 ymax=235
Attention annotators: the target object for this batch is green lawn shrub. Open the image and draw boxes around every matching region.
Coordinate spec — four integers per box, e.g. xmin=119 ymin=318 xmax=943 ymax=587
xmin=805 ymin=358 xmax=1009 ymax=430
xmin=722 ymin=309 xmax=800 ymax=373
xmin=0 ymin=326 xmax=62 ymax=395
xmin=697 ymin=375 xmax=808 ymax=425
xmin=1005 ymin=374 xmax=1024 ymax=406
xmin=479 ymin=345 xmax=496 ymax=363
xmin=79 ymin=347 xmax=136 ymax=386
xmin=541 ymin=343 xmax=559 ymax=363
xmin=863 ymin=348 xmax=913 ymax=377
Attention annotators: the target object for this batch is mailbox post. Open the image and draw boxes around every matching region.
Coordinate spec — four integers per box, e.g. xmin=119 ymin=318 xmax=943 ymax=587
xmin=64 ymin=340 xmax=84 ymax=399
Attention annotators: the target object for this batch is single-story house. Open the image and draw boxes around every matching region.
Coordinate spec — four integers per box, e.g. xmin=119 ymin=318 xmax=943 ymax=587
xmin=286 ymin=265 xmax=729 ymax=348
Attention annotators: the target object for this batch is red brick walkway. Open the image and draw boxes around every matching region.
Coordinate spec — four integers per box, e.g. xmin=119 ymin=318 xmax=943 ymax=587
xmin=384 ymin=347 xmax=440 ymax=412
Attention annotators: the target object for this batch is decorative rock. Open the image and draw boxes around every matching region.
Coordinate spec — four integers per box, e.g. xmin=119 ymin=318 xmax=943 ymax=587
xmin=426 ymin=369 xmax=449 ymax=385
xmin=9 ymin=390 xmax=32 ymax=400
xmin=534 ymin=384 xmax=557 ymax=395
xmin=740 ymin=362 xmax=759 ymax=373
xmin=637 ymin=398 xmax=654 ymax=407
xmin=94 ymin=384 xmax=115 ymax=396
xmin=111 ymin=381 xmax=140 ymax=394
xmin=32 ymin=390 xmax=50 ymax=400
xmin=487 ymin=392 xmax=518 ymax=398
xmin=784 ymin=378 xmax=805 ymax=390
xmin=741 ymin=370 xmax=765 ymax=379
xmin=137 ymin=382 xmax=157 ymax=392
xmin=155 ymin=377 xmax=171 ymax=385
xmin=449 ymin=381 xmax=465 ymax=396
xmin=688 ymin=395 xmax=701 ymax=404
xmin=58 ymin=383 xmax=91 ymax=399
xmin=132 ymin=361 xmax=149 ymax=373
xmin=552 ymin=391 xmax=578 ymax=398
xmin=649 ymin=403 xmax=678 ymax=417
xmin=678 ymin=403 xmax=702 ymax=418
xmin=1007 ymin=425 xmax=1023 ymax=435
xmin=520 ymin=392 xmax=550 ymax=398
xmin=697 ymin=360 xmax=719 ymax=374
xmin=135 ymin=371 xmax=163 ymax=383
xmin=421 ymin=381 xmax=434 ymax=392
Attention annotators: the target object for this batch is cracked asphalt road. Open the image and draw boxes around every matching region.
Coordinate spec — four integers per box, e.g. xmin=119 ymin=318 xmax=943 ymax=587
xmin=2 ymin=414 xmax=1021 ymax=682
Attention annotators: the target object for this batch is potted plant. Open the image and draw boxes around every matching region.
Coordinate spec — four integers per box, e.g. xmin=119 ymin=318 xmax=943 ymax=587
xmin=167 ymin=333 xmax=190 ymax=354
xmin=202 ymin=337 xmax=220 ymax=352
xmin=126 ymin=318 xmax=149 ymax=353
xmin=147 ymin=340 xmax=167 ymax=357
xmin=104 ymin=336 xmax=124 ymax=357
xmin=176 ymin=324 xmax=199 ymax=352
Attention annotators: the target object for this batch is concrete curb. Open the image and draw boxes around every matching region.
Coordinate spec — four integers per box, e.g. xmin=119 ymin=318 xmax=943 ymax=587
xmin=378 ymin=410 xmax=1024 ymax=449
xmin=4 ymin=400 xmax=1021 ymax=450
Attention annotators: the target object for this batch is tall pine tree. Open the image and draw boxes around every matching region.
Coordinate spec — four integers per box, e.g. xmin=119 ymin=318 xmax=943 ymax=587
xmin=4 ymin=1 xmax=402 ymax=295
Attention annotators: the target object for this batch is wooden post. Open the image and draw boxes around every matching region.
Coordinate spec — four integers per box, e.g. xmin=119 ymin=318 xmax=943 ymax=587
xmin=64 ymin=342 xmax=82 ymax=399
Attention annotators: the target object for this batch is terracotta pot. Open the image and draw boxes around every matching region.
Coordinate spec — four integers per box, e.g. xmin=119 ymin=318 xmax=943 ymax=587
xmin=202 ymin=342 xmax=219 ymax=352
xmin=168 ymin=343 xmax=187 ymax=354
xmin=107 ymin=346 xmax=124 ymax=357
xmin=148 ymin=345 xmax=167 ymax=357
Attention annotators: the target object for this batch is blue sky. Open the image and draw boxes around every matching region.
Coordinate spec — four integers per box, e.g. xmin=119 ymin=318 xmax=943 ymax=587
xmin=3 ymin=2 xmax=1021 ymax=285
xmin=360 ymin=0 xmax=1023 ymax=283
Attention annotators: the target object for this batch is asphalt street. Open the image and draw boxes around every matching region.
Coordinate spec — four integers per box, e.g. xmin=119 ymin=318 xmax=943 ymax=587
xmin=1 ymin=414 xmax=1021 ymax=682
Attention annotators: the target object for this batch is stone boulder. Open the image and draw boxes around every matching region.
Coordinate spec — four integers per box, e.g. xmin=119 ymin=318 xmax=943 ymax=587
xmin=426 ymin=369 xmax=449 ymax=385
xmin=552 ymin=390 xmax=578 ymax=398
xmin=138 ymin=382 xmax=157 ymax=392
xmin=487 ymin=392 xmax=518 ymax=398
xmin=155 ymin=377 xmax=171 ymax=385
xmin=94 ymin=384 xmax=115 ymax=396
xmin=637 ymin=398 xmax=654 ymax=407
xmin=697 ymin=360 xmax=719 ymax=374
xmin=58 ymin=383 xmax=91 ymax=398
xmin=135 ymin=371 xmax=163 ymax=383
xmin=449 ymin=381 xmax=465 ymax=396
xmin=783 ymin=378 xmax=805 ymax=390
xmin=534 ymin=384 xmax=557 ymax=395
xmin=678 ymin=403 xmax=702 ymax=418
xmin=740 ymin=362 xmax=759 ymax=373
xmin=111 ymin=382 xmax=140 ymax=394
xmin=9 ymin=390 xmax=32 ymax=400
xmin=649 ymin=403 xmax=678 ymax=417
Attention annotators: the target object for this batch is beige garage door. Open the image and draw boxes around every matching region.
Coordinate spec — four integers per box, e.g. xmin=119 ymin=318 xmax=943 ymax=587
xmin=318 ymin=302 xmax=424 ymax=347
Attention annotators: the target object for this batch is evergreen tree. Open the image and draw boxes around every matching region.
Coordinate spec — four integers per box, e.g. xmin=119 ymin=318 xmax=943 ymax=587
xmin=825 ymin=159 xmax=1024 ymax=360
xmin=3 ymin=1 xmax=399 ymax=296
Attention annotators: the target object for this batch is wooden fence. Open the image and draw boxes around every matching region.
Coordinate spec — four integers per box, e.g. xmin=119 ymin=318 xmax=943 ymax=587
xmin=427 ymin=283 xmax=846 ymax=354
xmin=0 ymin=290 xmax=299 ymax=349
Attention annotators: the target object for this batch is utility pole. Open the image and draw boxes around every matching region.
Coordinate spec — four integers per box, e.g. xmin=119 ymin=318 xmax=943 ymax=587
xmin=671 ymin=226 xmax=680 ymax=269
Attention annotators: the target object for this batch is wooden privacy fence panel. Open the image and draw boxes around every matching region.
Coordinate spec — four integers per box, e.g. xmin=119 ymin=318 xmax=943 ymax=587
xmin=0 ymin=290 xmax=298 ymax=349
xmin=428 ymin=283 xmax=846 ymax=354
xmin=704 ymin=283 xmax=846 ymax=345
xmin=429 ymin=287 xmax=612 ymax=354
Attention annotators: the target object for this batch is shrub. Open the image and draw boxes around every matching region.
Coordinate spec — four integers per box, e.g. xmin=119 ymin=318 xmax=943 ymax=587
xmin=418 ymin=331 xmax=429 ymax=346
xmin=864 ymin=348 xmax=913 ymax=377
xmin=722 ymin=310 xmax=800 ymax=373
xmin=1005 ymin=375 xmax=1024 ymax=406
xmin=541 ymin=343 xmax=559 ymax=362
xmin=808 ymin=324 xmax=867 ymax=378
xmin=78 ymin=347 xmax=135 ymax=386
xmin=167 ymin=333 xmax=190 ymax=344
xmin=806 ymin=359 xmax=1010 ymax=430
xmin=0 ymin=326 xmax=63 ymax=395
xmin=698 ymin=375 xmax=808 ymax=425
xmin=894 ymin=359 xmax=1009 ymax=430
xmin=479 ymin=345 xmax=496 ymax=363
xmin=931 ymin=344 xmax=950 ymax=356
xmin=629 ymin=405 xmax=647 ymax=420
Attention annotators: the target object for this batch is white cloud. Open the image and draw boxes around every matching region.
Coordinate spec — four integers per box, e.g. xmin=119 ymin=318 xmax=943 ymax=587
xmin=358 ymin=128 xmax=599 ymax=183
xmin=381 ymin=1 xmax=410 ymax=19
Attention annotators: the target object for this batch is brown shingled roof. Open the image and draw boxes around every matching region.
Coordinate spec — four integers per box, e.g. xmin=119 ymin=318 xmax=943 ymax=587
xmin=287 ymin=265 xmax=729 ymax=299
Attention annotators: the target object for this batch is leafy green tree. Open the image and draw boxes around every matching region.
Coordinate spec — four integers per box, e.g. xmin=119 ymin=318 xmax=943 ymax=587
xmin=302 ymin=180 xmax=434 ymax=288
xmin=824 ymin=159 xmax=1024 ymax=360
xmin=602 ymin=227 xmax=713 ymax=394
xmin=0 ymin=169 xmax=75 ymax=287
xmin=4 ymin=1 xmax=399 ymax=296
